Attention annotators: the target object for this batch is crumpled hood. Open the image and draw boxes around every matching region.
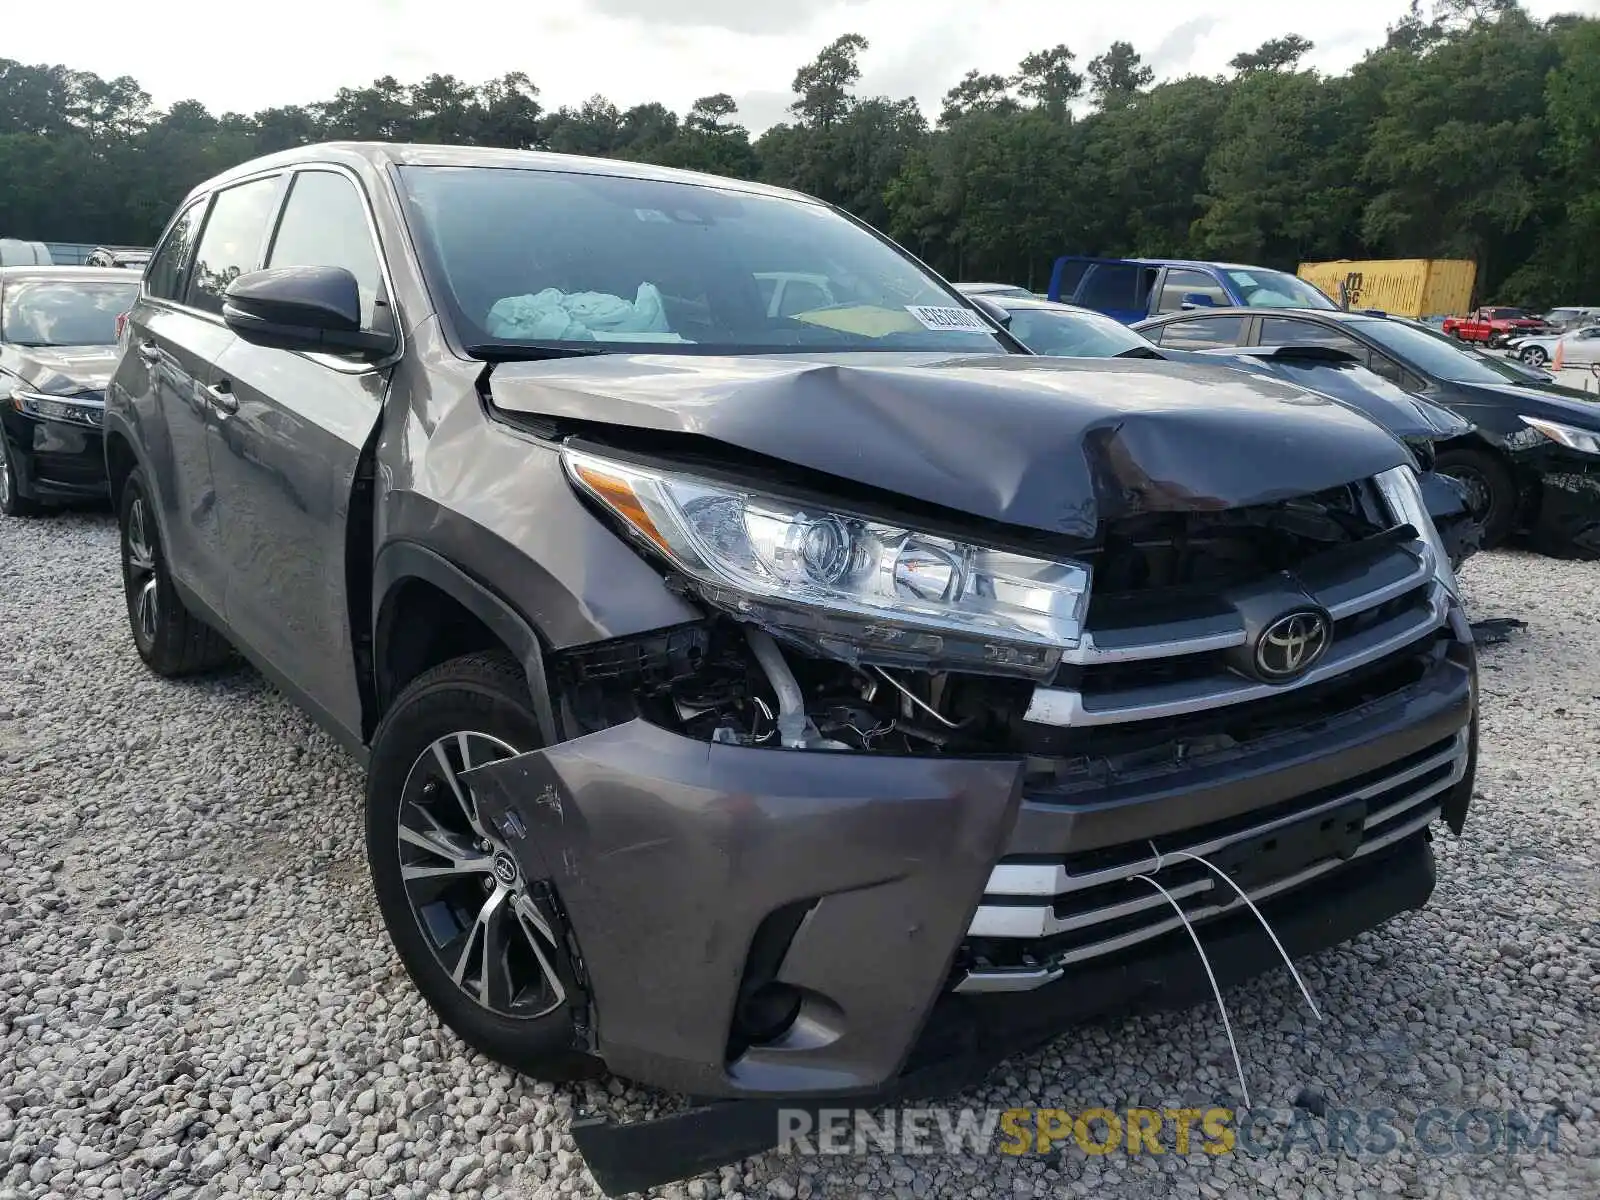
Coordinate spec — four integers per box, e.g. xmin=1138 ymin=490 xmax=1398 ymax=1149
xmin=486 ymin=352 xmax=1411 ymax=539
xmin=5 ymin=345 xmax=120 ymax=395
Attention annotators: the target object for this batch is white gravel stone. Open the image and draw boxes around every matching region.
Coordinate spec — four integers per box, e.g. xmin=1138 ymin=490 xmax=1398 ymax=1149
xmin=1 ymin=513 xmax=1595 ymax=1199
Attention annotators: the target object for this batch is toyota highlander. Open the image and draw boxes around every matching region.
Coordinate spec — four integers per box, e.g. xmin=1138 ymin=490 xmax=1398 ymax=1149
xmin=104 ymin=143 xmax=1479 ymax=1193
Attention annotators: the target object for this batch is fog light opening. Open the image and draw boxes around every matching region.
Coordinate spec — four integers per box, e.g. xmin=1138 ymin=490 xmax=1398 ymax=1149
xmin=734 ymin=981 xmax=804 ymax=1047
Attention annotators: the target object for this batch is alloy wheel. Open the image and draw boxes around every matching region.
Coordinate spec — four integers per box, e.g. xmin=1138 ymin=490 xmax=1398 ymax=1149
xmin=1523 ymin=346 xmax=1548 ymax=367
xmin=397 ymin=731 xmax=567 ymax=1019
xmin=0 ymin=449 xmax=11 ymax=508
xmin=125 ymin=496 xmax=160 ymax=647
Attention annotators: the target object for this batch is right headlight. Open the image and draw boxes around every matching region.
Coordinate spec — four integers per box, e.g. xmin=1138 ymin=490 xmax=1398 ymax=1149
xmin=1374 ymin=464 xmax=1459 ymax=599
xmin=1520 ymin=415 xmax=1600 ymax=457
xmin=561 ymin=445 xmax=1092 ymax=678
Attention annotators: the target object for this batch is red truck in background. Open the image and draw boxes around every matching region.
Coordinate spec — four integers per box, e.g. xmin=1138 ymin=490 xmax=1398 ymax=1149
xmin=1441 ymin=306 xmax=1549 ymax=347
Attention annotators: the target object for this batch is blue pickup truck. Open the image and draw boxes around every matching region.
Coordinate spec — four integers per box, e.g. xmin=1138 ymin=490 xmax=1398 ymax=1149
xmin=1045 ymin=255 xmax=1339 ymax=324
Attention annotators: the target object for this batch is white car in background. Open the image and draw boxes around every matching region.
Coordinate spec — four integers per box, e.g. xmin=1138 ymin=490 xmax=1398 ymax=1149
xmin=1539 ymin=306 xmax=1600 ymax=332
xmin=1507 ymin=323 xmax=1600 ymax=368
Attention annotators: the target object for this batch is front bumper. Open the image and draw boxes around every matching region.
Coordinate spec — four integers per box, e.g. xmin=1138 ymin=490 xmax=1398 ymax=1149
xmin=570 ymin=834 xmax=1443 ymax=1196
xmin=463 ymin=597 xmax=1477 ymax=1108
xmin=0 ymin=409 xmax=108 ymax=502
xmin=1522 ymin=446 xmax=1600 ymax=559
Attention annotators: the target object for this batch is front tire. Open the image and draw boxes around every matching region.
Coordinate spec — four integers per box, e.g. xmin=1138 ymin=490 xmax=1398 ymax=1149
xmin=1435 ymin=446 xmax=1518 ymax=550
xmin=366 ymin=651 xmax=599 ymax=1081
xmin=1522 ymin=345 xmax=1549 ymax=367
xmin=0 ymin=436 xmax=39 ymax=517
xmin=118 ymin=468 xmax=233 ymax=675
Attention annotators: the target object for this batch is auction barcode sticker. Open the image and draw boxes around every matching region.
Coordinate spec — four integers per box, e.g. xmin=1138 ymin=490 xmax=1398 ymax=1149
xmin=905 ymin=305 xmax=992 ymax=333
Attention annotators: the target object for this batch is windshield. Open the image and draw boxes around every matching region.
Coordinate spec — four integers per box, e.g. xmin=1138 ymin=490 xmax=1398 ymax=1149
xmin=1355 ymin=318 xmax=1513 ymax=385
xmin=0 ymin=278 xmax=139 ymax=346
xmin=963 ymin=284 xmax=1034 ymax=299
xmin=1005 ymin=304 xmax=1154 ymax=357
xmin=1222 ymin=268 xmax=1337 ymax=310
xmin=397 ymin=165 xmax=1010 ymax=356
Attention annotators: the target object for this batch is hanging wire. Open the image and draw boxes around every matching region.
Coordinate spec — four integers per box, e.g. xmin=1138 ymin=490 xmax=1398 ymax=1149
xmin=1131 ymin=870 xmax=1252 ymax=1108
xmin=1162 ymin=845 xmax=1322 ymax=1021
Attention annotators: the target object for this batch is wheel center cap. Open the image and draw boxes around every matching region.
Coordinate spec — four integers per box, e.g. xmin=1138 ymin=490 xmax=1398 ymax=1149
xmin=490 ymin=849 xmax=520 ymax=887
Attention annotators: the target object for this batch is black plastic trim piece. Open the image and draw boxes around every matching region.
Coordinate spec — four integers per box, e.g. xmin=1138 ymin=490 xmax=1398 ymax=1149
xmin=371 ymin=540 xmax=559 ymax=746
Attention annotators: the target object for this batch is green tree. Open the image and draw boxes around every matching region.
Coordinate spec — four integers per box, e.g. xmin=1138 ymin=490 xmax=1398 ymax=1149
xmin=543 ymin=95 xmax=624 ymax=157
xmin=939 ymin=71 xmax=1017 ymax=126
xmin=477 ymin=73 xmax=543 ymax=149
xmin=788 ymin=33 xmax=869 ymax=129
xmin=1087 ymin=41 xmax=1154 ymax=110
xmin=1229 ymin=35 xmax=1316 ymax=73
xmin=320 ymin=75 xmax=414 ymax=140
xmin=0 ymin=7 xmax=1595 ymax=308
xmin=1357 ymin=5 xmax=1557 ymax=289
xmin=1015 ymin=45 xmax=1084 ymax=120
xmin=1192 ymin=68 xmax=1360 ymax=263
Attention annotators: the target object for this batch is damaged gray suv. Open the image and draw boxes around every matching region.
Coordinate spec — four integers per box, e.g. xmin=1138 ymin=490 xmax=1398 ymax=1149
xmin=107 ymin=144 xmax=1478 ymax=1191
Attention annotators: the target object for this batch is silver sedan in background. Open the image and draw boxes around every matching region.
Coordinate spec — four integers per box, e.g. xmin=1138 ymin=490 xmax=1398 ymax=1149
xmin=1507 ymin=323 xmax=1600 ymax=367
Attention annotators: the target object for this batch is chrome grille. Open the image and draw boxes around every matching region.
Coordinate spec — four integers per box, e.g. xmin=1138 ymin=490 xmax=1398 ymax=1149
xmin=955 ymin=728 xmax=1468 ymax=994
xmin=1026 ymin=532 xmax=1445 ymax=729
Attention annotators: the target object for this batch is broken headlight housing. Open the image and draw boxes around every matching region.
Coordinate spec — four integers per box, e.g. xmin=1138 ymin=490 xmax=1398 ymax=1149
xmin=1374 ymin=464 xmax=1458 ymax=599
xmin=562 ymin=445 xmax=1091 ymax=679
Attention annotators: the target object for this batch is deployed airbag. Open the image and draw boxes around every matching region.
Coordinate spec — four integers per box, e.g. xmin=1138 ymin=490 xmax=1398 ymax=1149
xmin=487 ymin=283 xmax=682 ymax=342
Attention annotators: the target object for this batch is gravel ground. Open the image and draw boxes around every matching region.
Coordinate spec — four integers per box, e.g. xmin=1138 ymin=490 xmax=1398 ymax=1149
xmin=1 ymin=510 xmax=1597 ymax=1200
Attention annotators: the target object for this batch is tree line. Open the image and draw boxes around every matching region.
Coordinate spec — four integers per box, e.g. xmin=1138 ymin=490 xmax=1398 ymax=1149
xmin=2 ymin=0 xmax=1597 ymax=305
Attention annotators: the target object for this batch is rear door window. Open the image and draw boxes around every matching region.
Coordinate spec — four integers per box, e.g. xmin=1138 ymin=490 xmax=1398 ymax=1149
xmin=185 ymin=176 xmax=282 ymax=315
xmin=1076 ymin=263 xmax=1145 ymax=311
xmin=1259 ymin=318 xmax=1370 ymax=359
xmin=1148 ymin=315 xmax=1247 ymax=350
xmin=1156 ymin=268 xmax=1229 ymax=313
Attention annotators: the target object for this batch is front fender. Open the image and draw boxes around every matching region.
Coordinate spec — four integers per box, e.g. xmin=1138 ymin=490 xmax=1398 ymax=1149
xmin=371 ymin=540 xmax=560 ymax=745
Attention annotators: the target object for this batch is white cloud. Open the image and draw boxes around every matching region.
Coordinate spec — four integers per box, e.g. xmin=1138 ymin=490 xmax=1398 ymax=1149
xmin=8 ymin=0 xmax=1598 ymax=130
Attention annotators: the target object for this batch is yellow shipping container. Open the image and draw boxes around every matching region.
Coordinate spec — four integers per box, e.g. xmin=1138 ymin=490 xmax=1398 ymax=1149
xmin=1296 ymin=259 xmax=1478 ymax=320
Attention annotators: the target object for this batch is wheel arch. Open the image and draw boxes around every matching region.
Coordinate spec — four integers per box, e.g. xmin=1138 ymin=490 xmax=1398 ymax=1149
xmin=103 ymin=427 xmax=140 ymax=511
xmin=370 ymin=542 xmax=559 ymax=747
xmin=101 ymin=413 xmax=175 ymax=550
xmin=1433 ymin=434 xmax=1537 ymax=539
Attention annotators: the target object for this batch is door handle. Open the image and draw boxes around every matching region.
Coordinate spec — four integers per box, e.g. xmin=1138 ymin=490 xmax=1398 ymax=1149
xmin=137 ymin=341 xmax=161 ymax=363
xmin=205 ymin=381 xmax=238 ymax=414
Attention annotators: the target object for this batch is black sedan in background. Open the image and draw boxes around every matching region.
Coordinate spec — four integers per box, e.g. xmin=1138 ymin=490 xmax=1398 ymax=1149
xmin=975 ymin=294 xmax=1484 ymax=567
xmin=1135 ymin=305 xmax=1600 ymax=559
xmin=0 ymin=267 xmax=140 ymax=516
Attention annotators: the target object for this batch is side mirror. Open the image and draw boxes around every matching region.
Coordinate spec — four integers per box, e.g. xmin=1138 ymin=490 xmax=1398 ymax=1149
xmin=222 ymin=266 xmax=395 ymax=356
xmin=1179 ymin=292 xmax=1216 ymax=310
xmin=966 ymin=294 xmax=1013 ymax=328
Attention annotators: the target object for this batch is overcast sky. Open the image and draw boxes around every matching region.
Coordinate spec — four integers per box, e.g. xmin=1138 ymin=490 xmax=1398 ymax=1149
xmin=11 ymin=0 xmax=1599 ymax=132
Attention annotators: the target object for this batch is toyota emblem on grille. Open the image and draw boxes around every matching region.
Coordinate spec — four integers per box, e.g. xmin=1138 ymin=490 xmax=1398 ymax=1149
xmin=1253 ymin=610 xmax=1331 ymax=681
